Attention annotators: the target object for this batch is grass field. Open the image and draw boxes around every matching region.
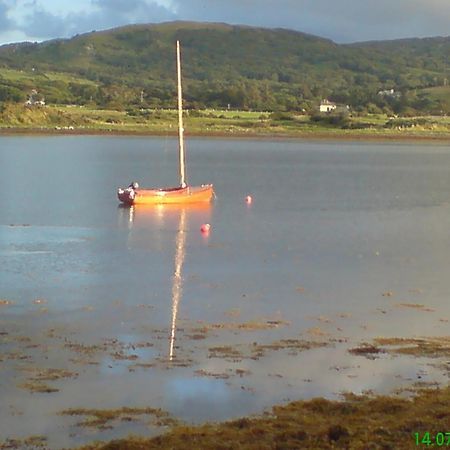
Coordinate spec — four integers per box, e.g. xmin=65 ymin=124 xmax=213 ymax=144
xmin=2 ymin=103 xmax=450 ymax=139
xmin=0 ymin=67 xmax=97 ymax=86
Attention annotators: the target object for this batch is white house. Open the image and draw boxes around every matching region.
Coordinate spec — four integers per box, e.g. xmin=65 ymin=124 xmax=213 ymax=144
xmin=377 ymin=88 xmax=400 ymax=98
xmin=319 ymin=99 xmax=337 ymax=113
xmin=24 ymin=89 xmax=45 ymax=107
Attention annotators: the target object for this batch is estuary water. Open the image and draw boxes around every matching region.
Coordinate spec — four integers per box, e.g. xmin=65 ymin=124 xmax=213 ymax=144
xmin=1 ymin=136 xmax=450 ymax=447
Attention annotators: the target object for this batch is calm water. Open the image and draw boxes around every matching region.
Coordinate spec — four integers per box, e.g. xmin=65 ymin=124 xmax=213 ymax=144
xmin=1 ymin=136 xmax=450 ymax=447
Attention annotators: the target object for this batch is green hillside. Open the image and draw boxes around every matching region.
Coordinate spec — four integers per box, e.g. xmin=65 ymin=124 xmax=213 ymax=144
xmin=0 ymin=21 xmax=449 ymax=113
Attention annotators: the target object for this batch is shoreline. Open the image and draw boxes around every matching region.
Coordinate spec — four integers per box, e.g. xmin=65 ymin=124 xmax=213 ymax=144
xmin=2 ymin=322 xmax=448 ymax=450
xmin=75 ymin=383 xmax=450 ymax=450
xmin=2 ymin=126 xmax=450 ymax=142
xmin=74 ymin=334 xmax=450 ymax=449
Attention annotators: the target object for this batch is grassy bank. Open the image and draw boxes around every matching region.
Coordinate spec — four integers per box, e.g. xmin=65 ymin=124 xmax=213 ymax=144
xmin=2 ymin=104 xmax=450 ymax=140
xmin=75 ymin=386 xmax=450 ymax=449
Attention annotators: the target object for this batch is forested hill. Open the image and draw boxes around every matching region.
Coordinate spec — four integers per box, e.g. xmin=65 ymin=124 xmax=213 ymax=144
xmin=0 ymin=21 xmax=450 ymax=114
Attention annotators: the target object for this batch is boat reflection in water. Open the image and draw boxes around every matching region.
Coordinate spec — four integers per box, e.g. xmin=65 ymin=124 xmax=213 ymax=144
xmin=168 ymin=206 xmax=188 ymax=361
xmin=118 ymin=203 xmax=212 ymax=361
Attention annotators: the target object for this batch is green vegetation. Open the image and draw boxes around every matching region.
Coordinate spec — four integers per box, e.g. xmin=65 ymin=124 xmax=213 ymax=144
xmin=2 ymin=103 xmax=450 ymax=138
xmin=0 ymin=435 xmax=47 ymax=449
xmin=75 ymin=386 xmax=450 ymax=449
xmin=1 ymin=21 xmax=450 ymax=115
xmin=61 ymin=407 xmax=178 ymax=429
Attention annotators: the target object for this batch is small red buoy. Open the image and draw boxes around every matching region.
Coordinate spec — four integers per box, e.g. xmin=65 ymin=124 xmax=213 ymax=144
xmin=245 ymin=195 xmax=252 ymax=204
xmin=200 ymin=223 xmax=211 ymax=233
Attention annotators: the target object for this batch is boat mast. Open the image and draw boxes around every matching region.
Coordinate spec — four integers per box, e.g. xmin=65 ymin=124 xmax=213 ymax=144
xmin=177 ymin=40 xmax=187 ymax=188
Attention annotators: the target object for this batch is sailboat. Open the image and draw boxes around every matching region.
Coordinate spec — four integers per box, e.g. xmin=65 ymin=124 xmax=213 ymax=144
xmin=117 ymin=41 xmax=214 ymax=205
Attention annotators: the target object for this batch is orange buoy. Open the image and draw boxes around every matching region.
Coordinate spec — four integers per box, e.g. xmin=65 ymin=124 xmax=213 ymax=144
xmin=200 ymin=223 xmax=211 ymax=233
xmin=245 ymin=195 xmax=252 ymax=204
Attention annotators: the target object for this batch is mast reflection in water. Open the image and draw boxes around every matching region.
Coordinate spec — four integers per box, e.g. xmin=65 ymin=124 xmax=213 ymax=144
xmin=118 ymin=203 xmax=212 ymax=361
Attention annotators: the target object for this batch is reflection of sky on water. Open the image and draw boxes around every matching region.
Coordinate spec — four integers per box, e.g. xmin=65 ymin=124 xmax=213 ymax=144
xmin=2 ymin=136 xmax=450 ymax=446
xmin=164 ymin=378 xmax=242 ymax=422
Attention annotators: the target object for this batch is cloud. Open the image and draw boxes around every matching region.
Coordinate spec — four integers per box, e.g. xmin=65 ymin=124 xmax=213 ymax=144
xmin=173 ymin=0 xmax=450 ymax=42
xmin=16 ymin=0 xmax=176 ymax=41
xmin=0 ymin=0 xmax=13 ymax=30
xmin=299 ymin=0 xmax=450 ymax=42
xmin=21 ymin=5 xmax=70 ymax=38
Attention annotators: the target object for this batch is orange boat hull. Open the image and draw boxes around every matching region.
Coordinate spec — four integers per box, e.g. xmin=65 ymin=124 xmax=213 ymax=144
xmin=118 ymin=184 xmax=214 ymax=205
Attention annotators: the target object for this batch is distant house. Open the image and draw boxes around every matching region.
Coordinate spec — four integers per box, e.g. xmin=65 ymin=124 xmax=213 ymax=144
xmin=25 ymin=89 xmax=45 ymax=107
xmin=377 ymin=88 xmax=400 ymax=98
xmin=319 ymin=99 xmax=337 ymax=113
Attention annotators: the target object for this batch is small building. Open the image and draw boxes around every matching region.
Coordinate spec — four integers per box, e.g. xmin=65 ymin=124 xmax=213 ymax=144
xmin=24 ymin=89 xmax=45 ymax=107
xmin=319 ymin=99 xmax=337 ymax=113
xmin=377 ymin=88 xmax=400 ymax=98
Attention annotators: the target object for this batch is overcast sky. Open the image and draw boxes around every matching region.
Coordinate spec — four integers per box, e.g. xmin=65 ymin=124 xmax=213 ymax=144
xmin=1 ymin=0 xmax=450 ymax=45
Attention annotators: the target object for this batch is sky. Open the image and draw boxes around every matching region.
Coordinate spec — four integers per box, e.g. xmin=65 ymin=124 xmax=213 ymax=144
xmin=1 ymin=0 xmax=450 ymax=46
